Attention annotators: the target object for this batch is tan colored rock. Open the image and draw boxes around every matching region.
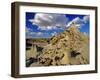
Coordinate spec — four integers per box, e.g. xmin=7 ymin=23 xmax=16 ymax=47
xmin=26 ymin=45 xmax=38 ymax=60
xmin=29 ymin=23 xmax=89 ymax=67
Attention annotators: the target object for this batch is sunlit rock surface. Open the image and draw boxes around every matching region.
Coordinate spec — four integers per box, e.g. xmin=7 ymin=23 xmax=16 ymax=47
xmin=26 ymin=23 xmax=89 ymax=67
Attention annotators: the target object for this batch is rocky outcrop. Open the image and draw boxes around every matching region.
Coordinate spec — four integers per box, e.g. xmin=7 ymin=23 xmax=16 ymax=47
xmin=38 ymin=23 xmax=89 ymax=66
xmin=26 ymin=23 xmax=89 ymax=67
xmin=26 ymin=45 xmax=38 ymax=60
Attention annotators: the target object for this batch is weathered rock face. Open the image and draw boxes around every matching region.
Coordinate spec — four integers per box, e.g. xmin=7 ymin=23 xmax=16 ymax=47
xmin=26 ymin=45 xmax=38 ymax=60
xmin=38 ymin=23 xmax=89 ymax=66
xmin=26 ymin=23 xmax=89 ymax=67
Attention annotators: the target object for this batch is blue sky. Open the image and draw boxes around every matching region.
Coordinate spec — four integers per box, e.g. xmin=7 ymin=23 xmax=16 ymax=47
xmin=26 ymin=12 xmax=89 ymax=38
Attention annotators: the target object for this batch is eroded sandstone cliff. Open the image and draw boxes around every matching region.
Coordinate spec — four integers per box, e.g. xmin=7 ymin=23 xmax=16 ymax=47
xmin=26 ymin=23 xmax=89 ymax=67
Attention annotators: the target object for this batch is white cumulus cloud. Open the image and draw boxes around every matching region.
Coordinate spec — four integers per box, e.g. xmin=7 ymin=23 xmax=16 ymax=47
xmin=51 ymin=32 xmax=58 ymax=36
xmin=26 ymin=27 xmax=52 ymax=38
xmin=83 ymin=15 xmax=89 ymax=23
xmin=29 ymin=13 xmax=69 ymax=30
xmin=66 ymin=15 xmax=89 ymax=28
xmin=26 ymin=27 xmax=44 ymax=38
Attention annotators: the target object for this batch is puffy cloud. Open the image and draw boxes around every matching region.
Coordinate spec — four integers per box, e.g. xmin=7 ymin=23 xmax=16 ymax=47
xmin=26 ymin=27 xmax=53 ymax=38
xmin=27 ymin=14 xmax=89 ymax=38
xmin=26 ymin=27 xmax=44 ymax=38
xmin=66 ymin=15 xmax=89 ymax=28
xmin=83 ymin=15 xmax=89 ymax=23
xmin=66 ymin=17 xmax=82 ymax=27
xmin=29 ymin=13 xmax=68 ymax=30
xmin=51 ymin=32 xmax=58 ymax=36
xmin=26 ymin=27 xmax=33 ymax=33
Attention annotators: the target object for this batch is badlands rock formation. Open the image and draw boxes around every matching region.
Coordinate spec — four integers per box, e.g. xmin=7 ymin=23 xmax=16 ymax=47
xmin=26 ymin=23 xmax=89 ymax=67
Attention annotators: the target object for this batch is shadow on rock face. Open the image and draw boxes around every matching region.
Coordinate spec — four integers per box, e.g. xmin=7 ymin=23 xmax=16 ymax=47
xmin=26 ymin=57 xmax=38 ymax=67
xmin=70 ymin=51 xmax=80 ymax=57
